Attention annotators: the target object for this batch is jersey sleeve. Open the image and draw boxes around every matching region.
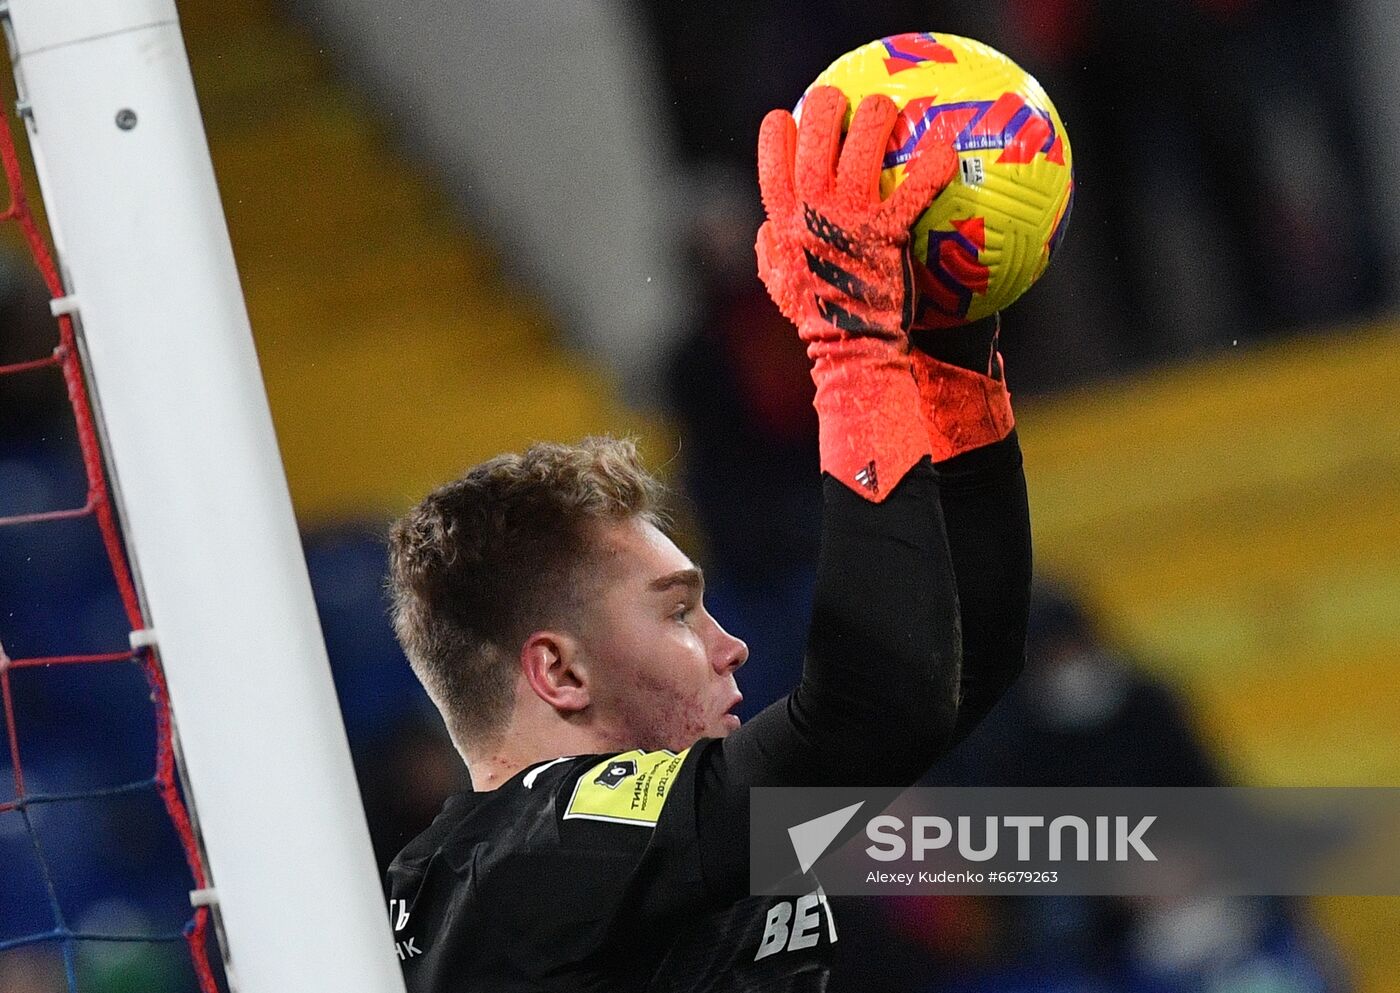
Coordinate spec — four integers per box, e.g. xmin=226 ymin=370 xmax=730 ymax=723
xmin=687 ymin=437 xmax=1032 ymax=902
xmin=552 ymin=747 xmax=711 ymax=925
xmin=548 ymin=749 xmax=838 ymax=985
xmin=558 ymin=748 xmax=693 ymax=829
xmin=386 ymin=753 xmax=713 ymax=990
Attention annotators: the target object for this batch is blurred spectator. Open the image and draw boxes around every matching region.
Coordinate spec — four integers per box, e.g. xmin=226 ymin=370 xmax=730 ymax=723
xmin=1003 ymin=0 xmax=1391 ymax=373
xmin=933 ymin=581 xmax=1223 ymax=788
xmin=829 ymin=581 xmax=1347 ymax=993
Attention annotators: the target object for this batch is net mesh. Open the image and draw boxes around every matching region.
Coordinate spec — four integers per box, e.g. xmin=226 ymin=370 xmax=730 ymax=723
xmin=0 ymin=113 xmax=223 ymax=991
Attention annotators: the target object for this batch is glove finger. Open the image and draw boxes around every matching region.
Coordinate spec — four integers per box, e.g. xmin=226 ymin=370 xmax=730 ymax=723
xmin=793 ymin=85 xmax=848 ymax=203
xmin=835 ymin=93 xmax=899 ymax=209
xmin=757 ymin=109 xmax=798 ymax=220
xmin=881 ymin=135 xmax=959 ymax=232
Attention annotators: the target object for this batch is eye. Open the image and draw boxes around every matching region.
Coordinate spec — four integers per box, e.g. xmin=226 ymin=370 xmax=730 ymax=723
xmin=671 ymin=603 xmax=692 ymax=624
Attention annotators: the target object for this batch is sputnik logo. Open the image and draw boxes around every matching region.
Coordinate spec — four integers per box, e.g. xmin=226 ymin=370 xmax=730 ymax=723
xmin=788 ymin=802 xmax=866 ymax=874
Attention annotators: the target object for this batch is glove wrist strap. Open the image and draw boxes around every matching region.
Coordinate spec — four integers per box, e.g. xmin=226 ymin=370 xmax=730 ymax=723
xmin=910 ymin=349 xmax=1016 ymax=462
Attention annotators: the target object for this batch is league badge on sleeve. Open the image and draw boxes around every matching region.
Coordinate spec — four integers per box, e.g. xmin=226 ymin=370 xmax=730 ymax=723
xmin=566 ymin=749 xmax=690 ymax=826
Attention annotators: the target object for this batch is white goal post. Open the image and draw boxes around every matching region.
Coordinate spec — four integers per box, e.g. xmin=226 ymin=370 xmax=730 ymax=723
xmin=1 ymin=1 xmax=407 ymax=991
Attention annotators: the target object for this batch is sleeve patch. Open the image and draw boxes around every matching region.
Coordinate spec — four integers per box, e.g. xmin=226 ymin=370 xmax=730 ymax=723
xmin=563 ymin=748 xmax=690 ymax=827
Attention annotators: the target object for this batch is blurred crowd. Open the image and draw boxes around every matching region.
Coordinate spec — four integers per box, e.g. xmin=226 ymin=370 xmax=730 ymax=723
xmin=2 ymin=0 xmax=1395 ymax=988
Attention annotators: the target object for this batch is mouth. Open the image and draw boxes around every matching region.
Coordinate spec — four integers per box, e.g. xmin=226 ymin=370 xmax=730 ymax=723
xmin=721 ymin=693 xmax=743 ymax=730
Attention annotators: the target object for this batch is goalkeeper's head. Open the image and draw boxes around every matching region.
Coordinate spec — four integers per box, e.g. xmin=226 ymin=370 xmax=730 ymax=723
xmin=387 ymin=437 xmax=747 ymax=783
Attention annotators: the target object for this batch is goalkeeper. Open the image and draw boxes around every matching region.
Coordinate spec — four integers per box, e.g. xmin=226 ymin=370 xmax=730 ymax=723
xmin=385 ymin=86 xmax=1032 ymax=992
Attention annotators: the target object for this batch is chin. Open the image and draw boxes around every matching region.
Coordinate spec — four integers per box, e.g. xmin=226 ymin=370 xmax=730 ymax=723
xmin=718 ymin=713 xmax=742 ymax=734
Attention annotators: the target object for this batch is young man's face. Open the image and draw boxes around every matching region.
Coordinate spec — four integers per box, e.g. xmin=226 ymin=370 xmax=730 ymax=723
xmin=577 ymin=516 xmax=748 ymax=753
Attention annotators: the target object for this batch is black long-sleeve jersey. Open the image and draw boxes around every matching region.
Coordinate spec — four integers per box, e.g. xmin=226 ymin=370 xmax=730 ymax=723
xmin=387 ymin=433 xmax=1031 ymax=992
xmin=388 ymin=745 xmax=835 ymax=991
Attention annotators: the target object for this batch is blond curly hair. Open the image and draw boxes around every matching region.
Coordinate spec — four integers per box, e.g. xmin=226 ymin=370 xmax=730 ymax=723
xmin=386 ymin=437 xmax=665 ymax=744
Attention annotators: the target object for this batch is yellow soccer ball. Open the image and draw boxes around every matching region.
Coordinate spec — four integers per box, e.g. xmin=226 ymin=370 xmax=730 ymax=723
xmin=806 ymin=33 xmax=1074 ymax=327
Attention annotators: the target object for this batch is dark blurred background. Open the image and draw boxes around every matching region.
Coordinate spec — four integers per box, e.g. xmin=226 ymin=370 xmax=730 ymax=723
xmin=2 ymin=0 xmax=1398 ymax=989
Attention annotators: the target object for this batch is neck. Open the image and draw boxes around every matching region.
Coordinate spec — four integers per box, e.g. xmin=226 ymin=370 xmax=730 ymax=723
xmin=462 ymin=721 xmax=621 ymax=791
xmin=462 ymin=749 xmax=549 ymax=792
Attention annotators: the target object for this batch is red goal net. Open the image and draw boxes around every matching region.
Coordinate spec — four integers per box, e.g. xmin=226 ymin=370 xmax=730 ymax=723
xmin=0 ymin=114 xmax=223 ymax=992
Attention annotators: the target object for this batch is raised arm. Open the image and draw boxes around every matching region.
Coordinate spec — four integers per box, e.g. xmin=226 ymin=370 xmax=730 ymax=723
xmin=731 ymin=86 xmax=965 ymax=783
xmin=686 ymin=89 xmax=1031 ymax=899
xmin=913 ymin=315 xmax=1032 ymax=743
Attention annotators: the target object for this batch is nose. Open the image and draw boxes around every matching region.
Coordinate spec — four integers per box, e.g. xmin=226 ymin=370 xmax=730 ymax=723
xmin=713 ymin=622 xmax=748 ymax=675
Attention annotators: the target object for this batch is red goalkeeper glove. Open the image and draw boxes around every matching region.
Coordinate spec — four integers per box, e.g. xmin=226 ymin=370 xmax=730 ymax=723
xmin=756 ymin=86 xmax=958 ymax=500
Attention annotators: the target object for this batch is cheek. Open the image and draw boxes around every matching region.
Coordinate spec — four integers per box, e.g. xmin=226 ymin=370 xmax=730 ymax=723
xmin=616 ymin=641 xmax=714 ymax=749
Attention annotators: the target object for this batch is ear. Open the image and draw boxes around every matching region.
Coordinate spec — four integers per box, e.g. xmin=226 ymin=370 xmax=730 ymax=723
xmin=519 ymin=629 xmax=590 ymax=714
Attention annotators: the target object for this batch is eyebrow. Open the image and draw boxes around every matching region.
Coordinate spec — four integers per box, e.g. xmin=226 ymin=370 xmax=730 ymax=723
xmin=650 ymin=567 xmax=704 ymax=595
